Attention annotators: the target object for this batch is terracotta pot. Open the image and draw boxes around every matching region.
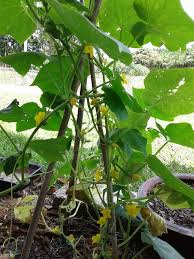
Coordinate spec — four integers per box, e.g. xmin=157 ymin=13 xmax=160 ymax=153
xmin=137 ymin=173 xmax=194 ymax=258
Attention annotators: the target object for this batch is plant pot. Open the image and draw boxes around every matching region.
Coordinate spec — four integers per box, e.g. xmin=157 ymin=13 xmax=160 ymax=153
xmin=0 ymin=162 xmax=42 ymax=193
xmin=137 ymin=173 xmax=194 ymax=258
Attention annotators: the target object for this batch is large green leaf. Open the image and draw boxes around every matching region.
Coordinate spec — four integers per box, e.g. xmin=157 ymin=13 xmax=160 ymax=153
xmin=133 ymin=0 xmax=194 ymax=50
xmin=156 ymin=185 xmax=191 ymax=209
xmin=40 ymin=92 xmax=65 ymax=110
xmin=0 ymin=100 xmax=24 ymax=122
xmin=147 ymin=155 xmax=194 ymax=204
xmin=110 ymin=128 xmax=147 ymax=157
xmin=16 ymin=102 xmax=41 ymax=132
xmin=103 ymin=72 xmax=148 ymax=129
xmin=42 ymin=112 xmax=62 ymax=131
xmin=0 ymin=52 xmax=46 ymax=76
xmin=29 ymin=135 xmax=72 ymax=163
xmin=103 ymin=86 xmax=128 ymax=121
xmin=99 ymin=0 xmax=194 ymax=50
xmin=141 ymin=232 xmax=184 ymax=259
xmin=32 ymin=57 xmax=74 ymax=96
xmin=47 ymin=0 xmax=132 ymax=65
xmin=99 ymin=0 xmax=139 ymax=46
xmin=142 ymin=68 xmax=194 ymax=120
xmin=165 ymin=123 xmax=194 ymax=149
xmin=0 ymin=0 xmax=36 ymax=44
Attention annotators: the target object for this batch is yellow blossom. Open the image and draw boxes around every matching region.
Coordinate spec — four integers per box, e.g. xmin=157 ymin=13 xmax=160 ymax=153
xmin=111 ymin=169 xmax=119 ymax=179
xmin=84 ymin=45 xmax=94 ymax=59
xmin=70 ymin=97 xmax=77 ymax=106
xmin=131 ymin=173 xmax=142 ymax=181
xmin=126 ymin=203 xmax=140 ymax=218
xmin=121 ymin=73 xmax=128 ymax=84
xmin=92 ymin=233 xmax=101 ymax=244
xmin=51 ymin=226 xmax=61 ymax=235
xmin=91 ymin=98 xmax=98 ymax=106
xmin=101 ymin=208 xmax=111 ymax=219
xmin=99 ymin=105 xmax=109 ymax=116
xmin=80 ymin=129 xmax=86 ymax=137
xmin=34 ymin=111 xmax=46 ymax=126
xmin=97 ymin=216 xmax=107 ymax=227
xmin=67 ymin=234 xmax=75 ymax=243
xmin=95 ymin=169 xmax=103 ymax=182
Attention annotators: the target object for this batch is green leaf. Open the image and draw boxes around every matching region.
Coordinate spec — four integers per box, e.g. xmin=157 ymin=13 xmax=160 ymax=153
xmin=60 ymin=0 xmax=89 ymax=13
xmin=103 ymin=86 xmax=128 ymax=120
xmin=0 ymin=100 xmax=24 ymax=122
xmin=40 ymin=92 xmax=65 ymax=110
xmin=103 ymin=73 xmax=148 ymax=129
xmin=141 ymin=232 xmax=184 ymax=259
xmin=32 ymin=57 xmax=74 ymax=96
xmin=29 ymin=135 xmax=72 ymax=163
xmin=100 ymin=0 xmax=194 ymax=50
xmin=42 ymin=112 xmax=62 ymax=131
xmin=4 ymin=155 xmax=18 ymax=176
xmin=118 ymin=110 xmax=149 ymax=130
xmin=16 ymin=102 xmax=41 ymax=132
xmin=99 ymin=0 xmax=139 ymax=46
xmin=47 ymin=0 xmax=132 ymax=65
xmin=81 ymin=159 xmax=98 ymax=170
xmin=134 ymin=0 xmax=194 ymax=50
xmin=156 ymin=122 xmax=168 ymax=139
xmin=110 ymin=128 xmax=147 ymax=157
xmin=142 ymin=68 xmax=194 ymax=120
xmin=147 ymin=155 xmax=194 ymax=204
xmin=165 ymin=123 xmax=194 ymax=149
xmin=49 ymin=161 xmax=71 ymax=187
xmin=0 ymin=52 xmax=46 ymax=76
xmin=156 ymin=185 xmax=191 ymax=209
xmin=0 ymin=0 xmax=36 ymax=44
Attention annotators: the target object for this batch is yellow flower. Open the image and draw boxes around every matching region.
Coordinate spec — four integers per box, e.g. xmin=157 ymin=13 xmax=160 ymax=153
xmin=91 ymin=98 xmax=98 ymax=106
xmin=51 ymin=226 xmax=61 ymax=235
xmin=84 ymin=45 xmax=94 ymax=59
xmin=95 ymin=169 xmax=103 ymax=182
xmin=80 ymin=129 xmax=86 ymax=137
xmin=111 ymin=169 xmax=119 ymax=179
xmin=131 ymin=173 xmax=142 ymax=181
xmin=101 ymin=208 xmax=111 ymax=219
xmin=70 ymin=97 xmax=77 ymax=106
xmin=92 ymin=233 xmax=101 ymax=244
xmin=121 ymin=73 xmax=128 ymax=84
xmin=99 ymin=105 xmax=109 ymax=116
xmin=34 ymin=111 xmax=46 ymax=126
xmin=97 ymin=216 xmax=107 ymax=227
xmin=67 ymin=234 xmax=75 ymax=243
xmin=126 ymin=203 xmax=140 ymax=218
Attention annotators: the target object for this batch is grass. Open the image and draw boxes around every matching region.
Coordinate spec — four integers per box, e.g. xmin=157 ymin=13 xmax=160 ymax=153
xmin=0 ymin=129 xmax=45 ymax=165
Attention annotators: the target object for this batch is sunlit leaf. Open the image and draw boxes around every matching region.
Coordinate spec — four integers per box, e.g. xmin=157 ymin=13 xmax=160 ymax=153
xmin=0 ymin=0 xmax=36 ymax=44
xmin=0 ymin=52 xmax=46 ymax=76
xmin=47 ymin=0 xmax=132 ymax=65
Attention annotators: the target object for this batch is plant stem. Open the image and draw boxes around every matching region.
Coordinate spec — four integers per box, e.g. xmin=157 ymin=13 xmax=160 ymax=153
xmin=118 ymin=221 xmax=145 ymax=248
xmin=131 ymin=245 xmax=151 ymax=259
xmin=69 ymin=81 xmax=86 ymax=188
xmin=89 ymin=60 xmax=118 ymax=258
xmin=20 ymin=1 xmax=102 ymax=257
xmin=0 ymin=124 xmax=19 ymax=152
xmin=20 ymin=72 xmax=84 ymax=259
